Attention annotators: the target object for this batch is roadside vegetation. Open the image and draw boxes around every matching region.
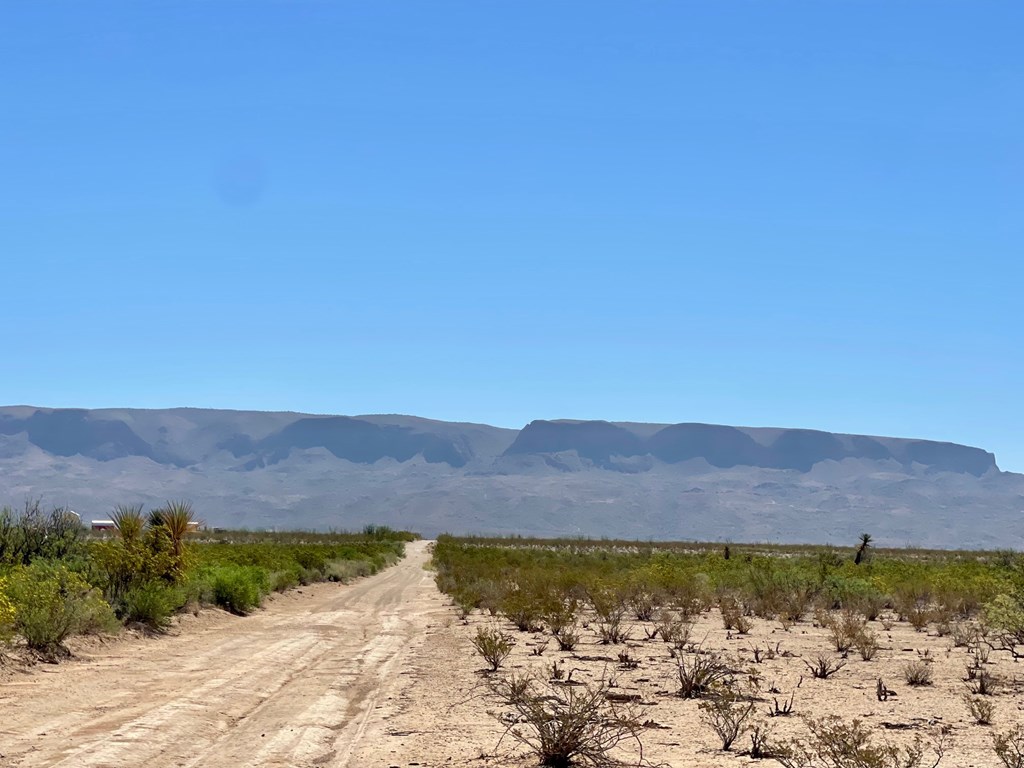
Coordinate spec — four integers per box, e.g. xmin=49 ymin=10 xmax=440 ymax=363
xmin=434 ymin=534 xmax=1024 ymax=767
xmin=0 ymin=500 xmax=414 ymax=659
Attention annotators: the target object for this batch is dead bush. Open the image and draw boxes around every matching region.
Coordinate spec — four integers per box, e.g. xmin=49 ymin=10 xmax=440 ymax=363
xmin=804 ymin=653 xmax=847 ymax=680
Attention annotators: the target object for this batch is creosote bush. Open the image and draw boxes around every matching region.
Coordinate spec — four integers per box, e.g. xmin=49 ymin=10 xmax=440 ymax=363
xmin=965 ymin=695 xmax=994 ymax=726
xmin=994 ymin=726 xmax=1024 ymax=768
xmin=699 ymin=688 xmax=756 ymax=751
xmin=120 ymin=581 xmax=183 ymax=629
xmin=677 ymin=646 xmax=733 ymax=698
xmin=902 ymin=661 xmax=934 ymax=687
xmin=472 ymin=624 xmax=515 ymax=671
xmin=490 ymin=672 xmax=643 ymax=767
xmin=5 ymin=561 xmax=108 ymax=656
xmin=771 ymin=715 xmax=944 ymax=768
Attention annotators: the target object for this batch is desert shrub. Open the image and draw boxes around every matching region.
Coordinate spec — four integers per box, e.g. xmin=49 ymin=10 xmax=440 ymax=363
xmin=120 ymin=581 xmax=182 ymax=629
xmin=325 ymin=558 xmax=373 ymax=583
xmin=700 ymin=689 xmax=756 ymax=750
xmin=902 ymin=660 xmax=933 ymax=687
xmin=746 ymin=561 xmax=817 ymax=621
xmin=0 ymin=576 xmax=15 ymax=641
xmin=555 ymin=624 xmax=580 ymax=652
xmin=855 ymin=628 xmax=880 ymax=661
xmin=5 ymin=561 xmax=103 ymax=654
xmin=967 ymin=668 xmax=999 ymax=696
xmin=750 ymin=721 xmax=776 ymax=758
xmin=75 ymin=589 xmax=121 ymax=636
xmin=677 ymin=647 xmax=733 ymax=698
xmin=490 ymin=673 xmax=642 ymax=767
xmin=965 ymin=695 xmax=994 ymax=725
xmin=596 ymin=609 xmax=630 ymax=644
xmin=949 ymin=622 xmax=977 ymax=648
xmin=501 ymin=587 xmax=546 ymax=633
xmin=773 ymin=716 xmax=944 ymax=768
xmin=209 ymin=565 xmax=269 ymax=615
xmin=657 ymin=610 xmax=693 ymax=649
xmin=476 ymin=578 xmax=505 ymax=616
xmin=720 ymin=594 xmax=746 ymax=630
xmin=823 ymin=610 xmax=866 ymax=652
xmin=804 ymin=653 xmax=846 ymax=680
xmin=544 ymin=596 xmax=579 ymax=636
xmin=630 ymin=592 xmax=656 ymax=622
xmin=994 ymin=726 xmax=1024 ymax=768
xmin=984 ymin=595 xmax=1024 ymax=651
xmin=472 ymin=625 xmax=515 ymax=671
xmin=0 ymin=501 xmax=85 ymax=567
xmin=268 ymin=568 xmax=301 ymax=592
xmin=91 ymin=524 xmax=179 ymax=603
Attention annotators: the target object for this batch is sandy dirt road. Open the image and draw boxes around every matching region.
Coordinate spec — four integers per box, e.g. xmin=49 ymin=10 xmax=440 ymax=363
xmin=0 ymin=540 xmax=441 ymax=768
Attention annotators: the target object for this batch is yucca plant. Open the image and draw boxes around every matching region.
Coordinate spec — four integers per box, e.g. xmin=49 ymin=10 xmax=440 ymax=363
xmin=149 ymin=501 xmax=198 ymax=579
xmin=111 ymin=504 xmax=145 ymax=543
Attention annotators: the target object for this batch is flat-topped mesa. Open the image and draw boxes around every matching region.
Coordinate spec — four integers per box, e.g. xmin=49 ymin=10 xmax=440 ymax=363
xmin=505 ymin=420 xmax=999 ymax=476
xmin=0 ymin=407 xmax=1001 ymax=477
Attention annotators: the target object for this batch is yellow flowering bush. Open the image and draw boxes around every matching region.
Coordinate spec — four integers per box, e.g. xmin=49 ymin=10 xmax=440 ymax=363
xmin=0 ymin=576 xmax=15 ymax=641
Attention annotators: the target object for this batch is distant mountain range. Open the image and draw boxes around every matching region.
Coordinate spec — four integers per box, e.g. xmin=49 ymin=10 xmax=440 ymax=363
xmin=1 ymin=406 xmax=1021 ymax=548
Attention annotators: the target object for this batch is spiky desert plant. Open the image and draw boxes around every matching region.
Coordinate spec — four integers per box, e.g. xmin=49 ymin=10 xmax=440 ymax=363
xmin=854 ymin=533 xmax=873 ymax=566
xmin=152 ymin=501 xmax=196 ymax=558
xmin=111 ymin=504 xmax=145 ymax=543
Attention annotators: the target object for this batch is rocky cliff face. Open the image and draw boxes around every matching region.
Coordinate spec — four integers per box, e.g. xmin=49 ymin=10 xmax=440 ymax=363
xmin=0 ymin=406 xmax=1017 ymax=548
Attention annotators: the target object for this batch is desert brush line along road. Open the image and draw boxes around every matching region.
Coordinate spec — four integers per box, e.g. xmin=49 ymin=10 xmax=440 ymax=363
xmin=0 ymin=540 xmax=439 ymax=767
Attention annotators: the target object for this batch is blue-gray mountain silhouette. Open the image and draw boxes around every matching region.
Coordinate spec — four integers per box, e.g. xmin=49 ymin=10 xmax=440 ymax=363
xmin=0 ymin=406 xmax=1018 ymax=548
xmin=505 ymin=420 xmax=996 ymax=476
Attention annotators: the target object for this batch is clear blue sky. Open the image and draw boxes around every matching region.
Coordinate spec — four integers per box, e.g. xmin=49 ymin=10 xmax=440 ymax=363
xmin=1 ymin=2 xmax=1021 ymax=471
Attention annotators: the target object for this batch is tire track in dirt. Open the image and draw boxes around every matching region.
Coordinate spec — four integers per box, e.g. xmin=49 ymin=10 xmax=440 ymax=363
xmin=0 ymin=541 xmax=439 ymax=768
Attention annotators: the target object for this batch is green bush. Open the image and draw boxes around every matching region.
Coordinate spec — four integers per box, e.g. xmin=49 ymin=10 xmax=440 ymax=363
xmin=269 ymin=568 xmax=301 ymax=592
xmin=120 ymin=581 xmax=183 ymax=629
xmin=5 ymin=561 xmax=106 ymax=654
xmin=325 ymin=559 xmax=373 ymax=583
xmin=76 ymin=590 xmax=121 ymax=636
xmin=210 ymin=565 xmax=269 ymax=615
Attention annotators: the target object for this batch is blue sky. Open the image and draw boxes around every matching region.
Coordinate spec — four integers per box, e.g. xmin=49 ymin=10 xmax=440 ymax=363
xmin=1 ymin=2 xmax=1021 ymax=471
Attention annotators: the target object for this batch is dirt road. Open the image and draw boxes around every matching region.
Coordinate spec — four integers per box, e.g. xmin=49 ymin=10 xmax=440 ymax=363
xmin=0 ymin=540 xmax=441 ymax=768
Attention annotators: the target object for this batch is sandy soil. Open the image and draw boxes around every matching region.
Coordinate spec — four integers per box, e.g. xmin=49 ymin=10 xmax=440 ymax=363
xmin=5 ymin=542 xmax=1024 ymax=767
xmin=0 ymin=541 xmax=439 ymax=768
xmin=363 ymin=579 xmax=1024 ymax=767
